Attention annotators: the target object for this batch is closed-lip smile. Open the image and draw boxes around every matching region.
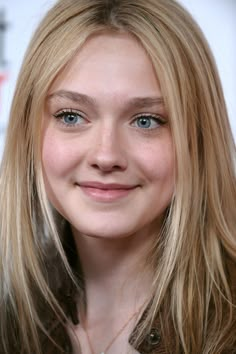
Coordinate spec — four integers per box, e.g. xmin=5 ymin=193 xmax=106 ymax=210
xmin=76 ymin=181 xmax=139 ymax=202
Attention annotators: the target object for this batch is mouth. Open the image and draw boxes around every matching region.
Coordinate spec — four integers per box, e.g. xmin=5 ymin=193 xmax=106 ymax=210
xmin=76 ymin=181 xmax=139 ymax=202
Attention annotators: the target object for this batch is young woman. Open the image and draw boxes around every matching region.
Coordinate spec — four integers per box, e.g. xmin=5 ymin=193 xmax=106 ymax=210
xmin=0 ymin=0 xmax=235 ymax=353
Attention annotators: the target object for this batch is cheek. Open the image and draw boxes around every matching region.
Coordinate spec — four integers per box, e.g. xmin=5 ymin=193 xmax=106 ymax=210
xmin=41 ymin=130 xmax=80 ymax=180
xmin=137 ymin=140 xmax=175 ymax=185
xmin=41 ymin=130 xmax=80 ymax=213
xmin=42 ymin=132 xmax=63 ymax=179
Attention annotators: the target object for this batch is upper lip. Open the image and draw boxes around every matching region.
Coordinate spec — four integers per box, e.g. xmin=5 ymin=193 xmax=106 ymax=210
xmin=77 ymin=181 xmax=139 ymax=190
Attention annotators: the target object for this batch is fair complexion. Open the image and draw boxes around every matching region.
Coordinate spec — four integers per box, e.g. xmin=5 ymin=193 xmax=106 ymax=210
xmin=42 ymin=32 xmax=175 ymax=354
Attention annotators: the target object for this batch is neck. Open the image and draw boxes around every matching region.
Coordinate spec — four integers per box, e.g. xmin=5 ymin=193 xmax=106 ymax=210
xmin=72 ymin=227 xmax=156 ymax=324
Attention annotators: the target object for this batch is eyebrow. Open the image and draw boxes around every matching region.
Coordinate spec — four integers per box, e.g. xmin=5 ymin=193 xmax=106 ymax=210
xmin=46 ymin=90 xmax=165 ymax=109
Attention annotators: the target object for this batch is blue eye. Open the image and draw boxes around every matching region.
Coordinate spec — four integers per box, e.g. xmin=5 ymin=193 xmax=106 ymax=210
xmin=132 ymin=115 xmax=164 ymax=129
xmin=53 ymin=110 xmax=86 ymax=126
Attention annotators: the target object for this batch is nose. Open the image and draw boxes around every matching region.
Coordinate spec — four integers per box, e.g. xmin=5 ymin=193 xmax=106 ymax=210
xmin=87 ymin=124 xmax=128 ymax=173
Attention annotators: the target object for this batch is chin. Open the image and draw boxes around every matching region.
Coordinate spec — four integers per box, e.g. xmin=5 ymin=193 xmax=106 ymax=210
xmin=72 ymin=222 xmax=137 ymax=240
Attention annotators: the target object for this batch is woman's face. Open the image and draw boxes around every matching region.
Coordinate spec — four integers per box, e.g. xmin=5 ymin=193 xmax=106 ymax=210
xmin=42 ymin=32 xmax=175 ymax=239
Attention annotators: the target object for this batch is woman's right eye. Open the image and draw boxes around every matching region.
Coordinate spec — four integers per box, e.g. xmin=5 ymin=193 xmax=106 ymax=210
xmin=53 ymin=110 xmax=87 ymax=127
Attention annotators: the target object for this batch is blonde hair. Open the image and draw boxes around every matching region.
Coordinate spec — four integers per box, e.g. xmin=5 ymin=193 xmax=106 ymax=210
xmin=0 ymin=0 xmax=235 ymax=353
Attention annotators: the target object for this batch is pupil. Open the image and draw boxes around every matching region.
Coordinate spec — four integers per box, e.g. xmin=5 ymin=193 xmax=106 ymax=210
xmin=139 ymin=117 xmax=150 ymax=127
xmin=66 ymin=114 xmax=76 ymax=123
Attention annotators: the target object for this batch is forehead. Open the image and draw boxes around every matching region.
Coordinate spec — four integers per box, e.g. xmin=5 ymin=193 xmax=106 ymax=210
xmin=48 ymin=32 xmax=162 ymax=103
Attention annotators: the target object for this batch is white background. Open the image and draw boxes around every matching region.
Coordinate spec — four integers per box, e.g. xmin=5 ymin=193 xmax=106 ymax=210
xmin=0 ymin=0 xmax=235 ymax=156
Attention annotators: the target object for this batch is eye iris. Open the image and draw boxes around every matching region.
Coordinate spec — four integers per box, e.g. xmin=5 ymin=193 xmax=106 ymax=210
xmin=137 ymin=117 xmax=151 ymax=128
xmin=64 ymin=113 xmax=78 ymax=124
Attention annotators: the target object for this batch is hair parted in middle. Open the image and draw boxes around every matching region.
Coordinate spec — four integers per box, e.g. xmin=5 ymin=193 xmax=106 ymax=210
xmin=1 ymin=0 xmax=235 ymax=353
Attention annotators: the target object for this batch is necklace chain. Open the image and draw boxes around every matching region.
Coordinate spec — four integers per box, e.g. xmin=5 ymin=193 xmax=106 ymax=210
xmin=83 ymin=300 xmax=147 ymax=354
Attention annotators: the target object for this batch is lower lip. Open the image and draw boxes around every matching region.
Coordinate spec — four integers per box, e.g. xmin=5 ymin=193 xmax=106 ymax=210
xmin=79 ymin=186 xmax=136 ymax=202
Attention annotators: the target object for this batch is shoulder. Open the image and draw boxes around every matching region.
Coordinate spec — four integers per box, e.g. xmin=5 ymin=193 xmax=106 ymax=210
xmin=42 ymin=320 xmax=73 ymax=354
xmin=220 ymin=255 xmax=236 ymax=352
xmin=225 ymin=254 xmax=236 ymax=299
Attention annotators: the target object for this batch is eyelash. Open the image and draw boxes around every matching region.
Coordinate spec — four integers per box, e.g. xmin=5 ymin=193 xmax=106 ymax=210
xmin=131 ymin=114 xmax=166 ymax=130
xmin=53 ymin=109 xmax=166 ymax=130
xmin=53 ymin=109 xmax=87 ymax=127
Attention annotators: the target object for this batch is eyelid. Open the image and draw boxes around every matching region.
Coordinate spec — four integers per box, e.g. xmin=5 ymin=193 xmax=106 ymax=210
xmin=131 ymin=113 xmax=167 ymax=128
xmin=53 ymin=108 xmax=85 ymax=118
xmin=133 ymin=112 xmax=166 ymax=122
xmin=52 ymin=108 xmax=89 ymax=129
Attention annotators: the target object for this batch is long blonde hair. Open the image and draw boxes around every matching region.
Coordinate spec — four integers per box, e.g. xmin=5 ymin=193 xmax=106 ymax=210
xmin=0 ymin=0 xmax=235 ymax=353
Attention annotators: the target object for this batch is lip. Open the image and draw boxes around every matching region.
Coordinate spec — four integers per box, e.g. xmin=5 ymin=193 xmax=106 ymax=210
xmin=77 ymin=181 xmax=139 ymax=202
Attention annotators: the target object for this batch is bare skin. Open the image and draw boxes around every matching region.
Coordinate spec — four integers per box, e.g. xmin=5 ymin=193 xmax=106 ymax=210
xmin=69 ymin=228 xmax=155 ymax=354
xmin=43 ymin=32 xmax=174 ymax=354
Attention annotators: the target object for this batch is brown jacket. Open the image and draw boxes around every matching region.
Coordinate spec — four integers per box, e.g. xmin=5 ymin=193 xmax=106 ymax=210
xmin=41 ymin=256 xmax=236 ymax=354
xmin=42 ymin=300 xmax=236 ymax=354
xmin=42 ymin=308 xmax=165 ymax=354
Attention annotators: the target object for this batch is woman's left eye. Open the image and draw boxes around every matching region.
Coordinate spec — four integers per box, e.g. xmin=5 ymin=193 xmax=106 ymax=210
xmin=131 ymin=115 xmax=165 ymax=129
xmin=53 ymin=110 xmax=87 ymax=126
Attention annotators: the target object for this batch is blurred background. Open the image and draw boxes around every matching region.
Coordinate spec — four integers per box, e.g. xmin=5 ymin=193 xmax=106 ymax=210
xmin=0 ymin=0 xmax=235 ymax=157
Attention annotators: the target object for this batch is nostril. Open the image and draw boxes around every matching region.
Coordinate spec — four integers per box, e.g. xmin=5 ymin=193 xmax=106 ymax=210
xmin=91 ymin=163 xmax=124 ymax=172
xmin=87 ymin=146 xmax=128 ymax=172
